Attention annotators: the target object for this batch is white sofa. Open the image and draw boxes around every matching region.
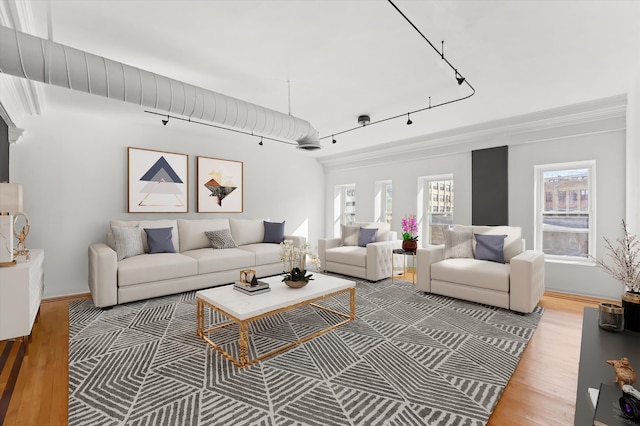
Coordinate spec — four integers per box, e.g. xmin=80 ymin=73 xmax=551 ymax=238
xmin=416 ymin=225 xmax=544 ymax=314
xmin=318 ymin=222 xmax=401 ymax=281
xmin=88 ymin=218 xmax=304 ymax=308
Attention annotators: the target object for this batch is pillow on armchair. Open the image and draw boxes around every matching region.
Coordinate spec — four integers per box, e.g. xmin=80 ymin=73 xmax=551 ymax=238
xmin=474 ymin=234 xmax=507 ymax=263
xmin=341 ymin=224 xmax=360 ymax=246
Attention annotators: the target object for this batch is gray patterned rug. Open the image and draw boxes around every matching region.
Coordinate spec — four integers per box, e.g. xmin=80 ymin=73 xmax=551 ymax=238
xmin=68 ymin=277 xmax=543 ymax=426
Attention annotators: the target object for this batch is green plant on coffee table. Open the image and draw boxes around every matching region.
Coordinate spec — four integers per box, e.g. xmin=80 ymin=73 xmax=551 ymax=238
xmin=280 ymin=240 xmax=321 ymax=283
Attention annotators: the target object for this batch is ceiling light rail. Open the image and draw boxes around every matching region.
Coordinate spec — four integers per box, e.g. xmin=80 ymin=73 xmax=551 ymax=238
xmin=322 ymin=0 xmax=476 ymax=143
xmin=144 ymin=110 xmax=297 ymax=146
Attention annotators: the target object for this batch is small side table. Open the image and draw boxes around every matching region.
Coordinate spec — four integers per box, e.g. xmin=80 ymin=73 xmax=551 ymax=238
xmin=392 ymin=248 xmax=416 ymax=285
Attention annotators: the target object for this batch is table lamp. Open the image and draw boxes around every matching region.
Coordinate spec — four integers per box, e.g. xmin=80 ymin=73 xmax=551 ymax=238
xmin=0 ymin=182 xmax=23 ymax=266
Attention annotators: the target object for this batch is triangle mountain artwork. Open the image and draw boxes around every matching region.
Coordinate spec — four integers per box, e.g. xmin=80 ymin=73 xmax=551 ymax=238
xmin=137 ymin=156 xmax=185 ymax=207
xmin=204 ymin=178 xmax=237 ymax=206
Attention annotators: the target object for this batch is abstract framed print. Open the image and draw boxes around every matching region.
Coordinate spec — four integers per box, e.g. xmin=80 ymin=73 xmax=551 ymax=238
xmin=197 ymin=156 xmax=243 ymax=213
xmin=128 ymin=147 xmax=188 ymax=213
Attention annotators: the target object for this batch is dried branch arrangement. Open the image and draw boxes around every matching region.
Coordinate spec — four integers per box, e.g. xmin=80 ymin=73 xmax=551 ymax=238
xmin=596 ymin=219 xmax=640 ymax=293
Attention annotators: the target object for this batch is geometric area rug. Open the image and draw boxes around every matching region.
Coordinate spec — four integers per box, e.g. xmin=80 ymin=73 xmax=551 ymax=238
xmin=68 ymin=277 xmax=543 ymax=426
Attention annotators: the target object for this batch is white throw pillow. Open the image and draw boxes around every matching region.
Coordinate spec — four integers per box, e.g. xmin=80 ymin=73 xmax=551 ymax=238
xmin=444 ymin=228 xmax=474 ymax=259
xmin=111 ymin=225 xmax=145 ymax=261
xmin=341 ymin=224 xmax=359 ymax=246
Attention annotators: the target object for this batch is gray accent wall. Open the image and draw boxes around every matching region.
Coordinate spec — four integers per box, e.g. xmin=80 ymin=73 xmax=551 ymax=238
xmin=472 ymin=145 xmax=508 ymax=226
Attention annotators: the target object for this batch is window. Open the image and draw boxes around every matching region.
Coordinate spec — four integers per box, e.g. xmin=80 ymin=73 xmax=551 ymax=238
xmin=419 ymin=175 xmax=454 ymax=245
xmin=375 ymin=180 xmax=392 ymax=224
xmin=334 ymin=184 xmax=356 ymax=235
xmin=535 ymin=161 xmax=595 ymax=261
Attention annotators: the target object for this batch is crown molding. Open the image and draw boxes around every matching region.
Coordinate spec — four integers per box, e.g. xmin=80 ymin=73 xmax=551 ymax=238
xmin=318 ymin=94 xmax=627 ymax=171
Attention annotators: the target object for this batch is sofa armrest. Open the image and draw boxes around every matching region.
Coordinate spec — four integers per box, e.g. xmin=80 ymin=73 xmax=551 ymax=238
xmin=510 ymin=250 xmax=545 ymax=313
xmin=88 ymin=243 xmax=118 ymax=308
xmin=318 ymin=237 xmax=341 ymax=272
xmin=366 ymin=239 xmax=402 ymax=281
xmin=284 ymin=235 xmax=306 ymax=248
xmin=416 ymin=244 xmax=445 ymax=292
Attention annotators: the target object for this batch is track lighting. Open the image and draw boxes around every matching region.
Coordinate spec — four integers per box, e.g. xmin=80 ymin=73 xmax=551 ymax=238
xmin=406 ymin=113 xmax=412 ymax=125
xmin=332 ymin=136 xmax=337 ymax=144
xmin=455 ymin=71 xmax=465 ymax=86
xmin=258 ymin=137 xmax=263 ymax=146
xmin=161 ymin=115 xmax=169 ymax=126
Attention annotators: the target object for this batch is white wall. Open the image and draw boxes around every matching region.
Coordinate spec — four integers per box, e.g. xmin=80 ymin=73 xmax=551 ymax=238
xmin=321 ymin=96 xmax=628 ymax=300
xmin=9 ymin=92 xmax=324 ymax=298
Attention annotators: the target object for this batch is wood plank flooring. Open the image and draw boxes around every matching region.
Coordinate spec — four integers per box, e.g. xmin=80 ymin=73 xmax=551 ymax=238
xmin=0 ymin=292 xmax=606 ymax=425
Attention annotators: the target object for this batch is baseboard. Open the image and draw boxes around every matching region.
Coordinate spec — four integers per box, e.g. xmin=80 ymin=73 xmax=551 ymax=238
xmin=544 ymin=290 xmax=617 ymax=305
xmin=41 ymin=292 xmax=90 ymax=304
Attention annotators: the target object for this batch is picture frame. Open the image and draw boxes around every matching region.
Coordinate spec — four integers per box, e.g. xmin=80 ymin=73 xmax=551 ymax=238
xmin=197 ymin=156 xmax=243 ymax=213
xmin=128 ymin=147 xmax=188 ymax=213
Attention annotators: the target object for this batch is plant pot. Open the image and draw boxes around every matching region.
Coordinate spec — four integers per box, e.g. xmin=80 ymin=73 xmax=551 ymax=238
xmin=284 ymin=280 xmax=308 ymax=289
xmin=402 ymin=240 xmax=418 ymax=252
xmin=622 ymin=291 xmax=640 ymax=333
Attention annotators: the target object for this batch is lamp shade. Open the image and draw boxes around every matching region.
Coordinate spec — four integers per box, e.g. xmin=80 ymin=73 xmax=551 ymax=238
xmin=0 ymin=183 xmax=23 ymax=213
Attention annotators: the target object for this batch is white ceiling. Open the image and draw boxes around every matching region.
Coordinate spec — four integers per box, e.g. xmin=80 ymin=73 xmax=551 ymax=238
xmin=24 ymin=0 xmax=640 ymax=156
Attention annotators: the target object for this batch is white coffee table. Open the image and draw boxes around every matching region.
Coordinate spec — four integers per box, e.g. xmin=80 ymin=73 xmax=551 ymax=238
xmin=196 ymin=273 xmax=356 ymax=368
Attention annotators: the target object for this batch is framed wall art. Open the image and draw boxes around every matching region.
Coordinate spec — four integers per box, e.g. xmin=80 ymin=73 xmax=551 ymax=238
xmin=197 ymin=156 xmax=243 ymax=213
xmin=128 ymin=147 xmax=188 ymax=213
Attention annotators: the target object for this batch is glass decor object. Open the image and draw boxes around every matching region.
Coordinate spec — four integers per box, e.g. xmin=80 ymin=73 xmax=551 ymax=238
xmin=598 ymin=302 xmax=624 ymax=332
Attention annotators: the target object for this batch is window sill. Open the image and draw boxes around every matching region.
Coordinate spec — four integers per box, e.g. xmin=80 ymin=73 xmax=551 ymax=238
xmin=544 ymin=256 xmax=596 ymax=266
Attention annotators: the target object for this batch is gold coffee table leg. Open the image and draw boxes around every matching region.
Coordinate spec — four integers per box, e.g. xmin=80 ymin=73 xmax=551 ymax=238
xmin=196 ymin=298 xmax=203 ymax=337
xmin=238 ymin=321 xmax=249 ymax=367
xmin=350 ymin=288 xmax=356 ymax=320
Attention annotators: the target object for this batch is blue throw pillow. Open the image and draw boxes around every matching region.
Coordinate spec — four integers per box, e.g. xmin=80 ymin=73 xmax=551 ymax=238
xmin=263 ymin=221 xmax=285 ymax=244
xmin=358 ymin=228 xmax=378 ymax=247
xmin=144 ymin=227 xmax=175 ymax=254
xmin=474 ymin=234 xmax=507 ymax=263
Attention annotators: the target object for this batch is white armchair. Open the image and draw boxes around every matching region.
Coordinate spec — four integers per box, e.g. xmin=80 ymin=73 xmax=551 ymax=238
xmin=416 ymin=225 xmax=544 ymax=314
xmin=318 ymin=222 xmax=401 ymax=281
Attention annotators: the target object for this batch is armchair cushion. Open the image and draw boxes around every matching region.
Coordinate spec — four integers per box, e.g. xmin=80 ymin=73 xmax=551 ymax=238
xmin=325 ymin=246 xmax=367 ymax=268
xmin=358 ymin=228 xmax=378 ymax=247
xmin=431 ymin=258 xmax=510 ymax=292
xmin=474 ymin=234 xmax=507 ymax=263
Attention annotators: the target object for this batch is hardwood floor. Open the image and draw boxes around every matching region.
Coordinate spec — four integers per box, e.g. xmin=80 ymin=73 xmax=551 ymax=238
xmin=0 ymin=292 xmax=606 ymax=425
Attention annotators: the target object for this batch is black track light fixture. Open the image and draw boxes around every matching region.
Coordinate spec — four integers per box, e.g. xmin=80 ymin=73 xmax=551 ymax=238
xmin=258 ymin=137 xmax=263 ymax=146
xmin=161 ymin=115 xmax=169 ymax=126
xmin=332 ymin=136 xmax=337 ymax=144
xmin=455 ymin=71 xmax=465 ymax=86
xmin=406 ymin=113 xmax=413 ymax=125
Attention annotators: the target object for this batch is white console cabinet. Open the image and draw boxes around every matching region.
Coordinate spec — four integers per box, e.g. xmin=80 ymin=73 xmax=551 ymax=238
xmin=0 ymin=249 xmax=45 ymax=343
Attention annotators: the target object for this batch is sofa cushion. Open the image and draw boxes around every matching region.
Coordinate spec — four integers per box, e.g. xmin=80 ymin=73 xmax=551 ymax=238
xmin=358 ymin=228 xmax=378 ymax=247
xmin=474 ymin=234 xmax=507 ymax=263
xmin=177 ymin=219 xmax=229 ymax=252
xmin=144 ymin=227 xmax=176 ymax=254
xmin=117 ymin=253 xmax=198 ymax=287
xmin=205 ymin=229 xmax=238 ymax=249
xmin=325 ymin=246 xmax=367 ymax=267
xmin=182 ymin=248 xmax=255 ymax=274
xmin=341 ymin=224 xmax=359 ymax=246
xmin=431 ymin=258 xmax=510 ymax=292
xmin=111 ymin=225 xmax=145 ymax=261
xmin=111 ymin=219 xmax=180 ymax=253
xmin=444 ymin=228 xmax=473 ymax=259
xmin=229 ymin=218 xmax=265 ymax=246
xmin=263 ymin=221 xmax=285 ymax=244
xmin=239 ymin=243 xmax=281 ymax=266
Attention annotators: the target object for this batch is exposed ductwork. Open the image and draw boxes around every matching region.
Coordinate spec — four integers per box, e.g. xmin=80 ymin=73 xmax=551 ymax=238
xmin=0 ymin=25 xmax=321 ymax=150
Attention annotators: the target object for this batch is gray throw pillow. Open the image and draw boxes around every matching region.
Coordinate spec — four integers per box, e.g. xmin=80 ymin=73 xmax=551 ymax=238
xmin=341 ymin=224 xmax=359 ymax=246
xmin=111 ymin=225 xmax=144 ymax=261
xmin=205 ymin=229 xmax=238 ymax=249
xmin=358 ymin=228 xmax=378 ymax=247
xmin=263 ymin=221 xmax=285 ymax=244
xmin=474 ymin=234 xmax=507 ymax=263
xmin=144 ymin=227 xmax=175 ymax=254
xmin=444 ymin=229 xmax=473 ymax=259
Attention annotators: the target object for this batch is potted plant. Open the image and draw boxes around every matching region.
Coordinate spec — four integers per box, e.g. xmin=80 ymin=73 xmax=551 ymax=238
xmin=401 ymin=215 xmax=419 ymax=252
xmin=280 ymin=240 xmax=321 ymax=288
xmin=595 ymin=219 xmax=640 ymax=332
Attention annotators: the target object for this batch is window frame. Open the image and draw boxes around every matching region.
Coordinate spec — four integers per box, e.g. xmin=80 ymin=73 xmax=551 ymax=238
xmin=534 ymin=160 xmax=596 ymax=264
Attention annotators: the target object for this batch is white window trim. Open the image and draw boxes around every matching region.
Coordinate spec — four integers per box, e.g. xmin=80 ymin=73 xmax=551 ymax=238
xmin=374 ymin=180 xmax=392 ymax=224
xmin=534 ymin=160 xmax=596 ymax=265
xmin=418 ymin=173 xmax=454 ymax=246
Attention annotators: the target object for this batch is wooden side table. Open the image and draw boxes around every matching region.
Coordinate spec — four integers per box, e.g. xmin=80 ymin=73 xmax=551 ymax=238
xmin=391 ymin=248 xmax=416 ymax=285
xmin=0 ymin=249 xmax=45 ymax=354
